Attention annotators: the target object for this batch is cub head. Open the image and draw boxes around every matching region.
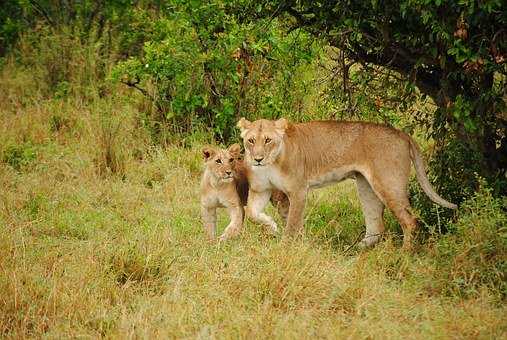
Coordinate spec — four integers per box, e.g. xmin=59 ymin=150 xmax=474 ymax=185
xmin=202 ymin=144 xmax=241 ymax=182
xmin=236 ymin=117 xmax=288 ymax=167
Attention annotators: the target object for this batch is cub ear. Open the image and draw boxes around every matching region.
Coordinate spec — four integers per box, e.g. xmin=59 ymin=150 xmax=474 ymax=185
xmin=227 ymin=143 xmax=241 ymax=158
xmin=237 ymin=117 xmax=252 ymax=137
xmin=274 ymin=117 xmax=288 ymax=135
xmin=202 ymin=146 xmax=216 ymax=161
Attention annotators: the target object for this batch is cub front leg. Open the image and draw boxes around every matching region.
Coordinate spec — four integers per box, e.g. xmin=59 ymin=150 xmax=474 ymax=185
xmin=246 ymin=190 xmax=278 ymax=234
xmin=285 ymin=190 xmax=307 ymax=237
xmin=219 ymin=204 xmax=244 ymax=242
xmin=201 ymin=205 xmax=217 ymax=240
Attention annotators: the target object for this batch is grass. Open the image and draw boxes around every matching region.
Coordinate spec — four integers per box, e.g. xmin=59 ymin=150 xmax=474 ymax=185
xmin=0 ymin=61 xmax=506 ymax=339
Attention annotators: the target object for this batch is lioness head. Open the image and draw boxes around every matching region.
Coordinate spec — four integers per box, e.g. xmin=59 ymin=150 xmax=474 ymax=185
xmin=202 ymin=144 xmax=241 ymax=182
xmin=236 ymin=118 xmax=288 ymax=167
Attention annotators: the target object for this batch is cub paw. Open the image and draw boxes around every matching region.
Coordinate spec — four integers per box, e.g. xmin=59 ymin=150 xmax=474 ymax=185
xmin=218 ymin=228 xmax=240 ymax=243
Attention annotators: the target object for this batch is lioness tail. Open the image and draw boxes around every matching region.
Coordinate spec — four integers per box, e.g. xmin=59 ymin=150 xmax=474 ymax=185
xmin=408 ymin=138 xmax=457 ymax=209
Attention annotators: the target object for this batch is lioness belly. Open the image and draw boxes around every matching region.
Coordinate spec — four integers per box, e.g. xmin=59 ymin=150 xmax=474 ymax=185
xmin=308 ymin=168 xmax=356 ymax=189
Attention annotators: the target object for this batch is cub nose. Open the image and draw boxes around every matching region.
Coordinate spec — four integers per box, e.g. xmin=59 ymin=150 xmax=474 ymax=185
xmin=254 ymin=157 xmax=263 ymax=163
xmin=225 ymin=170 xmax=232 ymax=175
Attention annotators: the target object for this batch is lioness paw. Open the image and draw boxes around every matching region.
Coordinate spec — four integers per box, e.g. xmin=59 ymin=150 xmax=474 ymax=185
xmin=359 ymin=234 xmax=382 ymax=248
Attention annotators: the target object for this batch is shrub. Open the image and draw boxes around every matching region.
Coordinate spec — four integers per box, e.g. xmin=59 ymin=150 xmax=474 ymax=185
xmin=111 ymin=2 xmax=321 ymax=143
xmin=411 ymin=136 xmax=507 ymax=230
xmin=431 ymin=181 xmax=507 ymax=299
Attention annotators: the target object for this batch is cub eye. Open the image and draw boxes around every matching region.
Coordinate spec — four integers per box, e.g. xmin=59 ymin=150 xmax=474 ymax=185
xmin=265 ymin=138 xmax=272 ymax=144
xmin=215 ymin=159 xmax=222 ymax=164
xmin=248 ymin=138 xmax=255 ymax=144
xmin=229 ymin=158 xmax=234 ymax=162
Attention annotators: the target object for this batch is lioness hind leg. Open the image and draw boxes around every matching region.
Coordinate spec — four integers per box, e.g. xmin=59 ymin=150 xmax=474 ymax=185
xmin=247 ymin=190 xmax=278 ymax=234
xmin=376 ymin=189 xmax=417 ymax=250
xmin=356 ymin=174 xmax=385 ymax=247
xmin=388 ymin=201 xmax=417 ymax=250
xmin=363 ymin=174 xmax=417 ymax=250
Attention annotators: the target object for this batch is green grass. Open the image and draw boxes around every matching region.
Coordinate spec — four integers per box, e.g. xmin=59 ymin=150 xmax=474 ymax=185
xmin=0 ymin=62 xmax=506 ymax=339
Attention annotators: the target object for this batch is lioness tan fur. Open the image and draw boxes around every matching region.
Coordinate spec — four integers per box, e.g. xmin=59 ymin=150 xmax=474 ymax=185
xmin=200 ymin=144 xmax=289 ymax=242
xmin=237 ymin=118 xmax=457 ymax=249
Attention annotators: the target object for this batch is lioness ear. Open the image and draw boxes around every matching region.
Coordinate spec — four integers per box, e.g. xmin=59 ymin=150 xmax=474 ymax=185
xmin=274 ymin=118 xmax=288 ymax=135
xmin=202 ymin=146 xmax=216 ymax=161
xmin=227 ymin=143 xmax=241 ymax=157
xmin=237 ymin=117 xmax=252 ymax=137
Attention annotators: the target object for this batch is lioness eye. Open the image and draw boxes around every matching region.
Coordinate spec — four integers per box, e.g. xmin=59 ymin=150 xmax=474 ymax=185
xmin=248 ymin=138 xmax=255 ymax=144
xmin=215 ymin=159 xmax=222 ymax=164
xmin=265 ymin=138 xmax=272 ymax=144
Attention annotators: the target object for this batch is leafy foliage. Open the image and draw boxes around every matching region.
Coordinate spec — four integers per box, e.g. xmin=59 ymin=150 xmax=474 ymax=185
xmin=111 ymin=1 xmax=321 ymax=141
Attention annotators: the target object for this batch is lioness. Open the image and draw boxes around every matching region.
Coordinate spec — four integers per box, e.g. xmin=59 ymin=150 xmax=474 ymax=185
xmin=237 ymin=118 xmax=457 ymax=249
xmin=200 ymin=144 xmax=289 ymax=242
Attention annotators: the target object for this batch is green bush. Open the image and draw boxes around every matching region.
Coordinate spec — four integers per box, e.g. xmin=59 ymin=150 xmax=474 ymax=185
xmin=111 ymin=1 xmax=321 ymax=142
xmin=431 ymin=181 xmax=506 ymax=299
xmin=411 ymin=136 xmax=507 ymax=230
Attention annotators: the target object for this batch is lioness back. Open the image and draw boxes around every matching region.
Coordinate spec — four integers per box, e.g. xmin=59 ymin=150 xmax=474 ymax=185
xmin=277 ymin=120 xmax=412 ymax=179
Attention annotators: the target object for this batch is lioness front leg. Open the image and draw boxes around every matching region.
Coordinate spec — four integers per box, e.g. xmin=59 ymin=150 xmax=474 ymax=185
xmin=270 ymin=190 xmax=289 ymax=222
xmin=247 ymin=190 xmax=278 ymax=234
xmin=285 ymin=190 xmax=307 ymax=237
xmin=219 ymin=205 xmax=244 ymax=242
xmin=201 ymin=205 xmax=217 ymax=240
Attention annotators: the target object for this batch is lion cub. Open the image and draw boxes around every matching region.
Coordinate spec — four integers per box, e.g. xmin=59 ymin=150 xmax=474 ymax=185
xmin=200 ymin=144 xmax=249 ymax=241
xmin=200 ymin=144 xmax=289 ymax=242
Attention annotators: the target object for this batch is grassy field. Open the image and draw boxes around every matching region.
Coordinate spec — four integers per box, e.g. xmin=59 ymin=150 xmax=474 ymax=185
xmin=1 ymin=64 xmax=506 ymax=339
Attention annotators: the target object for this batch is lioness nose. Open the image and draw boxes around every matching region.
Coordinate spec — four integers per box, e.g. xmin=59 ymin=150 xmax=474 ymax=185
xmin=254 ymin=157 xmax=263 ymax=163
xmin=225 ymin=170 xmax=232 ymax=175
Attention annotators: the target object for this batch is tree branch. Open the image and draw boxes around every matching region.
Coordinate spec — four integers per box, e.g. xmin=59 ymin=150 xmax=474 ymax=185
xmin=342 ymin=42 xmax=442 ymax=101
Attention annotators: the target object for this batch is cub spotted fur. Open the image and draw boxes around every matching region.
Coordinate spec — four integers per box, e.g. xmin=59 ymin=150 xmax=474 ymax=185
xmin=200 ymin=144 xmax=288 ymax=242
xmin=237 ymin=118 xmax=457 ymax=249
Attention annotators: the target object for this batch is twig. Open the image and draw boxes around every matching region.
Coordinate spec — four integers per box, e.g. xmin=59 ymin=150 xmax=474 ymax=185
xmin=343 ymin=231 xmax=365 ymax=254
